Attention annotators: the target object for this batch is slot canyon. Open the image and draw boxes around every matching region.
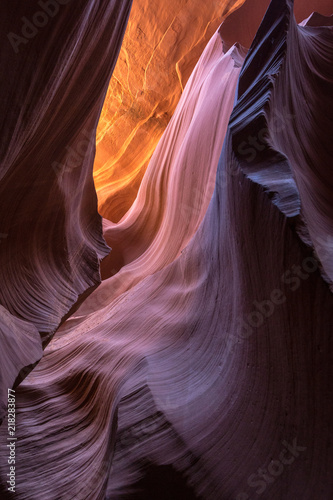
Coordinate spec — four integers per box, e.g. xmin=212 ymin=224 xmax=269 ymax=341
xmin=0 ymin=0 xmax=332 ymax=498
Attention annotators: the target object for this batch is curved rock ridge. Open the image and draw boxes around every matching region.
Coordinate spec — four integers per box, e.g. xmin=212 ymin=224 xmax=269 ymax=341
xmin=93 ymin=33 xmax=244 ymax=306
xmin=54 ymin=29 xmax=246 ymax=334
xmin=0 ymin=1 xmax=332 ymax=499
xmin=93 ymin=0 xmax=245 ymax=222
xmin=0 ymin=0 xmax=132 ymax=402
xmin=267 ymin=12 xmax=333 ymax=282
xmin=229 ymin=0 xmax=302 ymax=217
xmin=229 ymin=0 xmax=333 ymax=284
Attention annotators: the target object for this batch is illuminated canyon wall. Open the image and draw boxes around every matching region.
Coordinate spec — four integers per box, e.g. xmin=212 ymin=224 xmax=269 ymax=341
xmin=93 ymin=0 xmax=245 ymax=222
xmin=0 ymin=0 xmax=332 ymax=499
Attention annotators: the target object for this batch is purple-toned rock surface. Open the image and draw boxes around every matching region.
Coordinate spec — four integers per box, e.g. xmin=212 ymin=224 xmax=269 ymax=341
xmin=0 ymin=0 xmax=332 ymax=499
xmin=0 ymin=0 xmax=132 ymax=413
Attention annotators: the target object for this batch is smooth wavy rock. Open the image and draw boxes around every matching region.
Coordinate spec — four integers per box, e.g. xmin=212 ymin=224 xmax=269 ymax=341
xmin=93 ymin=0 xmax=245 ymax=222
xmin=230 ymin=1 xmax=333 ymax=284
xmin=0 ymin=0 xmax=132 ymax=401
xmin=266 ymin=11 xmax=333 ymax=282
xmin=0 ymin=1 xmax=332 ymax=499
xmin=71 ymin=30 xmax=245 ymax=319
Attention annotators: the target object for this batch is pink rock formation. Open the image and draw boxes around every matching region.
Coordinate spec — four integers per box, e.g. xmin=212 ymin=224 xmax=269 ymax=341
xmin=0 ymin=0 xmax=332 ymax=499
xmin=95 ymin=31 xmax=245 ymax=305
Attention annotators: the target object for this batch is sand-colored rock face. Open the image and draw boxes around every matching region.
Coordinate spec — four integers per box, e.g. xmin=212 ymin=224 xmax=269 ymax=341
xmin=93 ymin=0 xmax=244 ymax=222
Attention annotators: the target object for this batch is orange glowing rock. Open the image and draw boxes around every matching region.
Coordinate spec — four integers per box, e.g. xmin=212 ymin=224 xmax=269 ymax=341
xmin=93 ymin=0 xmax=245 ymax=222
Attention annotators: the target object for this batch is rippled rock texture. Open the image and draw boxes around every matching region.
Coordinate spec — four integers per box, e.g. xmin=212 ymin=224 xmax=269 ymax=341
xmin=0 ymin=0 xmax=132 ymax=419
xmin=0 ymin=0 xmax=332 ymax=499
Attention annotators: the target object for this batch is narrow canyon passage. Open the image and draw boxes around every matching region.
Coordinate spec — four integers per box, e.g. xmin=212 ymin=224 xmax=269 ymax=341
xmin=0 ymin=0 xmax=332 ymax=499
